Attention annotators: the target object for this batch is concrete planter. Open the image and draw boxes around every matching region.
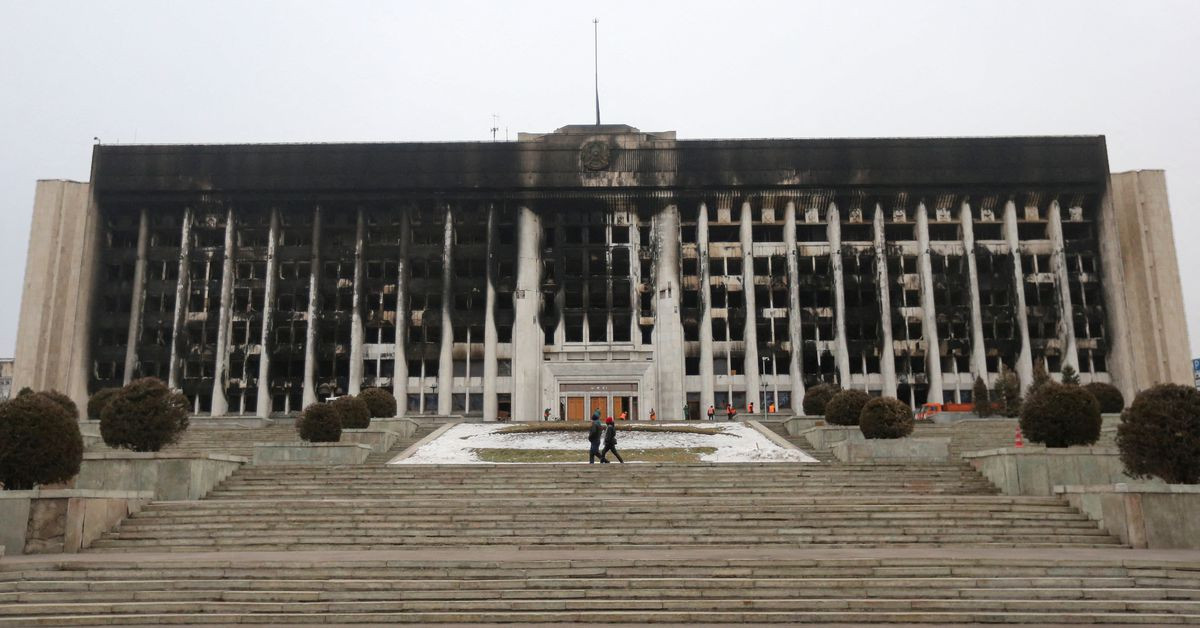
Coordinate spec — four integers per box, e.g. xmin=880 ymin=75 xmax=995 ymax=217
xmin=71 ymin=452 xmax=246 ymax=501
xmin=800 ymin=425 xmax=864 ymax=449
xmin=0 ymin=489 xmax=153 ymax=555
xmin=962 ymin=446 xmax=1150 ymax=496
xmin=340 ymin=428 xmax=400 ymax=453
xmin=1056 ymin=483 xmax=1200 ymax=549
xmin=252 ymin=442 xmax=372 ymax=465
xmin=832 ymin=437 xmax=950 ymax=463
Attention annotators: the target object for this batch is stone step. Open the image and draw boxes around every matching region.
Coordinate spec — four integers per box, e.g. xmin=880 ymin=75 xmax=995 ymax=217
xmin=4 ymin=598 xmax=1200 ymax=618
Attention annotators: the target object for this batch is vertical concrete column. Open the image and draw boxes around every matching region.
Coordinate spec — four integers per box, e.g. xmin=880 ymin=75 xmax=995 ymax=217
xmin=697 ymin=202 xmax=715 ymax=412
xmin=167 ymin=208 xmax=193 ymax=389
xmin=872 ymin=205 xmax=898 ymax=398
xmin=783 ymin=201 xmax=806 ymax=406
xmin=348 ymin=208 xmax=366 ymax=395
xmin=654 ymin=204 xmax=686 ymax=418
xmin=1003 ymin=200 xmax=1035 ymax=389
xmin=1047 ymin=201 xmax=1080 ymax=373
xmin=512 ymin=205 xmax=543 ymax=422
xmin=122 ymin=208 xmax=150 ymax=384
xmin=960 ymin=202 xmax=988 ymax=380
xmin=302 ymin=207 xmax=322 ymax=408
xmin=738 ymin=201 xmax=761 ymax=409
xmin=210 ymin=208 xmax=237 ymax=416
xmin=827 ymin=203 xmax=851 ymax=387
xmin=392 ymin=211 xmax=410 ymax=416
xmin=916 ymin=203 xmax=944 ymax=404
xmin=482 ymin=204 xmax=499 ymax=421
xmin=437 ymin=205 xmax=455 ymax=415
xmin=255 ymin=208 xmax=279 ymax=417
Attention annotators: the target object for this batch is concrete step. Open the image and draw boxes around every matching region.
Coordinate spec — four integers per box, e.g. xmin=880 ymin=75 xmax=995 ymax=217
xmin=3 ymin=556 xmax=1199 ymax=625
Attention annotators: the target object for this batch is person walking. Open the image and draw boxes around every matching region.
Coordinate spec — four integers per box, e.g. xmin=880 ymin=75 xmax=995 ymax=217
xmin=707 ymin=405 xmax=715 ymax=421
xmin=649 ymin=409 xmax=656 ymax=422
xmin=587 ymin=414 xmax=603 ymax=463
xmin=600 ymin=417 xmax=624 ymax=463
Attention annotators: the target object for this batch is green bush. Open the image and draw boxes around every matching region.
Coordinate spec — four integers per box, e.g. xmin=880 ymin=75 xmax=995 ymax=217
xmin=824 ymin=389 xmax=871 ymax=426
xmin=972 ymin=376 xmax=993 ymax=418
xmin=1028 ymin=361 xmax=1052 ymax=397
xmin=34 ymin=390 xmax=79 ymax=420
xmin=298 ymin=403 xmax=342 ymax=442
xmin=358 ymin=388 xmax=397 ymax=418
xmin=1116 ymin=384 xmax=1200 ymax=484
xmin=1060 ymin=364 xmax=1081 ymax=386
xmin=1084 ymin=382 xmax=1125 ymax=414
xmin=997 ymin=366 xmax=1022 ymax=418
xmin=332 ymin=396 xmax=370 ymax=429
xmin=0 ymin=393 xmax=84 ymax=490
xmin=802 ymin=383 xmax=841 ymax=416
xmin=100 ymin=378 xmax=190 ymax=452
xmin=859 ymin=397 xmax=914 ymax=439
xmin=87 ymin=387 xmax=121 ymax=421
xmin=1019 ymin=382 xmax=1101 ymax=448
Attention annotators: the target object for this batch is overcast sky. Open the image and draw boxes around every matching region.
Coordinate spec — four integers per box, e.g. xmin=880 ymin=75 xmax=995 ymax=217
xmin=1 ymin=0 xmax=1198 ymax=362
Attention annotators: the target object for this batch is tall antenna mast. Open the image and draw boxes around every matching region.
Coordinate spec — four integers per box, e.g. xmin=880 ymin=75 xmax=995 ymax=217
xmin=490 ymin=114 xmax=499 ymax=141
xmin=593 ymin=18 xmax=601 ymax=125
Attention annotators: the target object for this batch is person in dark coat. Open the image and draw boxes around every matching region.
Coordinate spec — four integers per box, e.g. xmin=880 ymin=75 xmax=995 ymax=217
xmin=587 ymin=414 xmax=603 ymax=463
xmin=600 ymin=417 xmax=624 ymax=463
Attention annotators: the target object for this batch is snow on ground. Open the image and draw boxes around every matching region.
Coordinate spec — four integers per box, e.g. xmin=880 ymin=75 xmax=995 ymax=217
xmin=394 ymin=422 xmax=818 ymax=464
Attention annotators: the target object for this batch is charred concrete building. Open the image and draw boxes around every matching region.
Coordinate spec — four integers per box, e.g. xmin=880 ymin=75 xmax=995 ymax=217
xmin=13 ymin=125 xmax=1192 ymax=420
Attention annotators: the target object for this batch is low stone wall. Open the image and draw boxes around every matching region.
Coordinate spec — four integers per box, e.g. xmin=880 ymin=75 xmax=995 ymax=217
xmin=782 ymin=417 xmax=823 ymax=435
xmin=0 ymin=489 xmax=153 ymax=555
xmin=252 ymin=442 xmax=373 ymax=465
xmin=832 ymin=438 xmax=950 ymax=463
xmin=800 ymin=425 xmax=864 ymax=449
xmin=71 ymin=453 xmax=246 ymax=501
xmin=962 ymin=447 xmax=1151 ymax=496
xmin=1056 ymin=483 xmax=1200 ymax=549
xmin=340 ymin=428 xmax=400 ymax=453
xmin=368 ymin=418 xmax=420 ymax=439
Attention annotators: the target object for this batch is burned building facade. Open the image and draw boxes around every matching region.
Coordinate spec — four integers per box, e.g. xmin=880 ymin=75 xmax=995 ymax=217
xmin=13 ymin=125 xmax=1192 ymax=420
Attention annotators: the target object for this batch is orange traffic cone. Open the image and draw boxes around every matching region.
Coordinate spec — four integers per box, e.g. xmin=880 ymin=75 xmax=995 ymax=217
xmin=1014 ymin=427 xmax=1024 ymax=448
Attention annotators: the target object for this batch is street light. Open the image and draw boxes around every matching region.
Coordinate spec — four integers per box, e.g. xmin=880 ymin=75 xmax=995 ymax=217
xmin=760 ymin=355 xmax=770 ymax=414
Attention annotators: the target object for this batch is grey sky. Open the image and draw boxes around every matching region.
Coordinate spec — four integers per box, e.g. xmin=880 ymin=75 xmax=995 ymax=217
xmin=2 ymin=0 xmax=1198 ymax=360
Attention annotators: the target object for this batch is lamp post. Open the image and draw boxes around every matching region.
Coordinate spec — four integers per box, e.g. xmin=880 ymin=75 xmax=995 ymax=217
xmin=429 ymin=380 xmax=438 ymax=416
xmin=760 ymin=355 xmax=769 ymax=414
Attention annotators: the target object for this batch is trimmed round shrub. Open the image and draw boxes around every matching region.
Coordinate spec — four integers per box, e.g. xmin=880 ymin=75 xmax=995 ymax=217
xmin=100 ymin=378 xmax=190 ymax=452
xmin=87 ymin=387 xmax=121 ymax=421
xmin=35 ymin=389 xmax=79 ymax=420
xmin=859 ymin=397 xmax=914 ymax=439
xmin=0 ymin=393 xmax=84 ymax=490
xmin=358 ymin=388 xmax=397 ymax=418
xmin=332 ymin=396 xmax=370 ymax=429
xmin=1084 ymin=382 xmax=1125 ymax=414
xmin=298 ymin=403 xmax=342 ymax=442
xmin=802 ymin=383 xmax=841 ymax=416
xmin=16 ymin=387 xmax=33 ymax=398
xmin=1019 ymin=382 xmax=1101 ymax=448
xmin=1117 ymin=384 xmax=1200 ymax=484
xmin=824 ymin=389 xmax=871 ymax=426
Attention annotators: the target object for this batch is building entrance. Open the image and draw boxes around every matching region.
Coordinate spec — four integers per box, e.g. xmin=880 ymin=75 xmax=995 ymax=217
xmin=559 ymin=382 xmax=639 ymax=420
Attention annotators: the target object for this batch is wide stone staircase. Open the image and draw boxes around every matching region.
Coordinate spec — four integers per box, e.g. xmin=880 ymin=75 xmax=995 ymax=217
xmin=7 ymin=425 xmax=1200 ymax=624
xmin=5 ymin=552 xmax=1200 ymax=625
xmin=84 ymin=463 xmax=1121 ymax=553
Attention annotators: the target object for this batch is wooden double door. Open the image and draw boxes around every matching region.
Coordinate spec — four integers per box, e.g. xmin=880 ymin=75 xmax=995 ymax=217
xmin=562 ymin=384 xmax=638 ymax=421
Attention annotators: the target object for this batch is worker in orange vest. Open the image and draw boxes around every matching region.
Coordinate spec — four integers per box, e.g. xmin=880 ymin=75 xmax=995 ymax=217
xmin=649 ymin=409 xmax=656 ymax=421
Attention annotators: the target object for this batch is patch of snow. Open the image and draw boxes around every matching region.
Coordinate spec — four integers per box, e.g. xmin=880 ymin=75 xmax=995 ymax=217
xmin=393 ymin=422 xmax=818 ymax=464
